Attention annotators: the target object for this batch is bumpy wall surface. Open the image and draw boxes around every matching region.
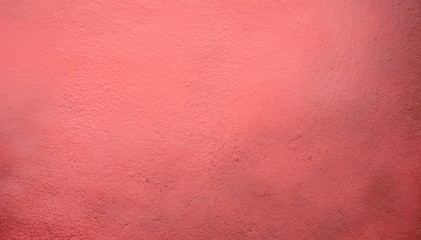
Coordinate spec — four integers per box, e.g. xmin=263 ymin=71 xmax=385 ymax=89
xmin=1 ymin=1 xmax=420 ymax=239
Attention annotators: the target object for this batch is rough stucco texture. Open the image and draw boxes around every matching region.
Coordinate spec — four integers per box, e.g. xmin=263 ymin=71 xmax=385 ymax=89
xmin=1 ymin=1 xmax=421 ymax=239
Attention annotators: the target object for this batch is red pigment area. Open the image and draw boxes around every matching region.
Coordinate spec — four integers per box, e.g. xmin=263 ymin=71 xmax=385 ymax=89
xmin=1 ymin=1 xmax=420 ymax=239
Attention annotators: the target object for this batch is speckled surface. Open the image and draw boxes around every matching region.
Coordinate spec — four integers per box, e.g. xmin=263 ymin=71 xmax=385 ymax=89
xmin=0 ymin=1 xmax=420 ymax=239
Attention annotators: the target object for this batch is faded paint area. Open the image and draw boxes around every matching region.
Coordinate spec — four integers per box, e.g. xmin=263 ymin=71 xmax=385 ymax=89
xmin=1 ymin=1 xmax=421 ymax=239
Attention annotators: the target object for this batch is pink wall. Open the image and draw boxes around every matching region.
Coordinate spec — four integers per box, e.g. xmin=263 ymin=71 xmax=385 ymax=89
xmin=1 ymin=1 xmax=420 ymax=239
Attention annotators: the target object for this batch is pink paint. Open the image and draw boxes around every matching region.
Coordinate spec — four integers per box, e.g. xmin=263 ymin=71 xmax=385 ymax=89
xmin=1 ymin=1 xmax=420 ymax=239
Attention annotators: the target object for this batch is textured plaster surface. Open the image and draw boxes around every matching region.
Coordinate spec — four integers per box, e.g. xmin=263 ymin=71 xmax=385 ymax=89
xmin=1 ymin=1 xmax=421 ymax=239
